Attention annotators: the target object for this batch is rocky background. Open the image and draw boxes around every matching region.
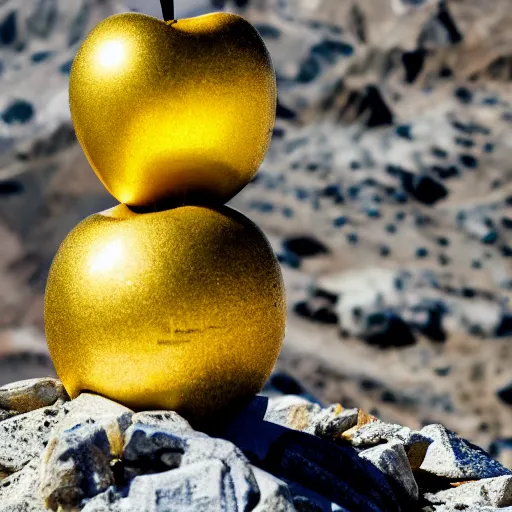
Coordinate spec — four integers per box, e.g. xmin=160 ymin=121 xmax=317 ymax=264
xmin=0 ymin=0 xmax=510 ymax=473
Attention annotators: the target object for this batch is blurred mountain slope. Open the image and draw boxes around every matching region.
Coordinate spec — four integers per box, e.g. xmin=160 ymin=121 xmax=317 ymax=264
xmin=0 ymin=0 xmax=510 ymax=465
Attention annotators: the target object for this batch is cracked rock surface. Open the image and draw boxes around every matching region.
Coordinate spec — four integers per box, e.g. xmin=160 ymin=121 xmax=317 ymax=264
xmin=0 ymin=377 xmax=511 ymax=511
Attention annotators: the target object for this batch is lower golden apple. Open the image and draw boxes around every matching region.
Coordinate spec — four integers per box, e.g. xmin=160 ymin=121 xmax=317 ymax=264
xmin=44 ymin=204 xmax=286 ymax=422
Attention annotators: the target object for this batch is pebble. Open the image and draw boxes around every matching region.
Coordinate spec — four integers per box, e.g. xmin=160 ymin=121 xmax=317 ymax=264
xmin=0 ymin=378 xmax=68 ymax=414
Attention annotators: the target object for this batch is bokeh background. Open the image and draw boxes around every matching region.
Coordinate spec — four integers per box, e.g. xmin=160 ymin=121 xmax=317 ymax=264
xmin=0 ymin=0 xmax=510 ymax=466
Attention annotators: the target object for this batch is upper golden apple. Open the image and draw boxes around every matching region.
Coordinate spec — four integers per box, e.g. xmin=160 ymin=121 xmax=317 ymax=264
xmin=44 ymin=204 xmax=286 ymax=422
xmin=69 ymin=12 xmax=277 ymax=207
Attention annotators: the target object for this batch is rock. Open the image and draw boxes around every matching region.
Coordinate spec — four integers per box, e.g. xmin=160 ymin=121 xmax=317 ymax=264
xmin=286 ymin=480 xmax=344 ymax=511
xmin=81 ymin=487 xmax=121 ymax=512
xmin=0 ymin=379 xmax=68 ymax=415
xmin=40 ymin=394 xmax=133 ymax=511
xmin=251 ymin=466 xmax=296 ymax=511
xmin=264 ymin=395 xmax=322 ymax=433
xmin=359 ymin=441 xmax=419 ymax=500
xmin=424 ymin=475 xmax=512 ymax=509
xmin=263 ymin=395 xmax=358 ymax=438
xmin=122 ymin=424 xmax=188 ymax=477
xmin=123 ymin=424 xmax=259 ymax=509
xmin=219 ymin=402 xmax=404 ymax=511
xmin=314 ymin=405 xmax=359 ymax=439
xmin=420 ymin=424 xmax=512 ymax=480
xmin=85 ymin=436 xmax=296 ymax=512
xmin=0 ymin=379 xmax=509 ymax=512
xmin=85 ymin=460 xmax=256 ymax=512
xmin=0 ymin=461 xmax=46 ymax=511
xmin=343 ymin=419 xmax=432 ymax=469
xmin=0 ymin=402 xmax=63 ymax=472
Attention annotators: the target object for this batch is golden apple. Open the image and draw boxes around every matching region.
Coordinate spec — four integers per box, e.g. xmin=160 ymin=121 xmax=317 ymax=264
xmin=44 ymin=204 xmax=286 ymax=422
xmin=69 ymin=12 xmax=277 ymax=207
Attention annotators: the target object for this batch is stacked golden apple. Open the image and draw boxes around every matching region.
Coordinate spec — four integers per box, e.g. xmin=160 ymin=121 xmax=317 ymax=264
xmin=44 ymin=11 xmax=286 ymax=423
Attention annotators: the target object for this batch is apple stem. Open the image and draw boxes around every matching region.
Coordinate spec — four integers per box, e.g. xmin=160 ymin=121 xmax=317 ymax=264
xmin=160 ymin=0 xmax=175 ymax=22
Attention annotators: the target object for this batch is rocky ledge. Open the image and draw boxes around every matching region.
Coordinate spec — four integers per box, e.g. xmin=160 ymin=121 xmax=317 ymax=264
xmin=0 ymin=377 xmax=511 ymax=512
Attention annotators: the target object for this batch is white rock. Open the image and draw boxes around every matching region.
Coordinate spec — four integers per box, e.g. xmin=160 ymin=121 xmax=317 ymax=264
xmin=85 ymin=461 xmax=257 ymax=512
xmin=424 ymin=475 xmax=512 ymax=509
xmin=359 ymin=440 xmax=419 ymax=500
xmin=264 ymin=395 xmax=321 ymax=434
xmin=123 ymin=423 xmax=259 ymax=509
xmin=40 ymin=394 xmax=133 ymax=511
xmin=251 ymin=466 xmax=295 ymax=511
xmin=420 ymin=425 xmax=512 ymax=480
xmin=0 ymin=403 xmax=63 ymax=472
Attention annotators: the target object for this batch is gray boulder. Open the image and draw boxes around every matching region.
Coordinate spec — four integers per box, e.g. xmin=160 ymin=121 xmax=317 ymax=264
xmin=359 ymin=441 xmax=419 ymax=500
xmin=123 ymin=424 xmax=259 ymax=510
xmin=84 ymin=422 xmax=296 ymax=511
xmin=83 ymin=461 xmax=255 ymax=512
xmin=420 ymin=424 xmax=512 ymax=480
xmin=424 ymin=475 xmax=512 ymax=510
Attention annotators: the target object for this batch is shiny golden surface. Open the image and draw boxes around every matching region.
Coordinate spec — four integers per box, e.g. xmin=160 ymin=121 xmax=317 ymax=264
xmin=70 ymin=12 xmax=277 ymax=206
xmin=44 ymin=204 xmax=286 ymax=421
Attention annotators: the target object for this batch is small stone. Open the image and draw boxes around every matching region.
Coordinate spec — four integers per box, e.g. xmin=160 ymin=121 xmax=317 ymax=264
xmin=424 ymin=475 xmax=512 ymax=508
xmin=123 ymin=424 xmax=187 ymax=474
xmin=340 ymin=409 xmax=379 ymax=440
xmin=314 ymin=405 xmax=359 ymax=439
xmin=360 ymin=440 xmax=419 ymax=500
xmin=251 ymin=466 xmax=295 ymax=511
xmin=0 ymin=378 xmax=68 ymax=414
xmin=40 ymin=394 xmax=133 ymax=511
xmin=263 ymin=396 xmax=358 ymax=439
xmin=342 ymin=419 xmax=432 ymax=469
xmin=264 ymin=395 xmax=322 ymax=433
xmin=420 ymin=424 xmax=512 ymax=480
